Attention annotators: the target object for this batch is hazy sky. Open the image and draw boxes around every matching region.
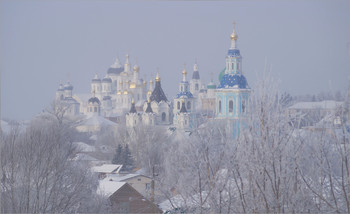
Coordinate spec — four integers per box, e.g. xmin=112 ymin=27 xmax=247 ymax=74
xmin=1 ymin=0 xmax=350 ymax=120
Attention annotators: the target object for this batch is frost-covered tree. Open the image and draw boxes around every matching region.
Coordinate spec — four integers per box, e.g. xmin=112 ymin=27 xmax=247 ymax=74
xmin=1 ymin=102 xmax=105 ymax=213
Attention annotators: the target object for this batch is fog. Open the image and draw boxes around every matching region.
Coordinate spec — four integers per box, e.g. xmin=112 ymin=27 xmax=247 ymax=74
xmin=1 ymin=0 xmax=350 ymax=120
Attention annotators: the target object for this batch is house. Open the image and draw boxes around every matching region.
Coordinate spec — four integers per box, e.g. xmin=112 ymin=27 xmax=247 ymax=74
xmin=106 ymin=173 xmax=153 ymax=198
xmin=98 ymin=179 xmax=162 ymax=214
xmin=286 ymin=100 xmax=343 ymax=128
xmin=92 ymin=164 xmax=123 ymax=179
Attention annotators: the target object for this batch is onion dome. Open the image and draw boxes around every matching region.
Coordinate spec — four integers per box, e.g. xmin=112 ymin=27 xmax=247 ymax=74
xmin=207 ymin=81 xmax=217 ymax=89
xmin=57 ymin=82 xmax=64 ymax=91
xmin=147 ymin=90 xmax=152 ymax=95
xmin=92 ymin=74 xmax=101 ymax=83
xmin=227 ymin=49 xmax=241 ymax=57
xmin=117 ymin=90 xmax=122 ymax=95
xmin=145 ymin=99 xmax=153 ymax=113
xmin=218 ymin=74 xmax=248 ymax=89
xmin=129 ymin=100 xmax=137 ymax=113
xmin=182 ymin=67 xmax=187 ymax=76
xmin=103 ymin=96 xmax=111 ymax=100
xmin=176 ymin=91 xmax=194 ymax=99
xmin=192 ymin=63 xmax=200 ymax=80
xmin=179 ymin=101 xmax=187 ymax=113
xmin=64 ymin=82 xmax=73 ymax=90
xmin=123 ymin=90 xmax=128 ymax=95
xmin=150 ymin=72 xmax=168 ymax=103
xmin=88 ymin=97 xmax=100 ymax=104
xmin=155 ymin=72 xmax=160 ymax=82
xmin=102 ymin=75 xmax=112 ymax=83
xmin=108 ymin=57 xmax=124 ymax=75
xmin=133 ymin=64 xmax=140 ymax=72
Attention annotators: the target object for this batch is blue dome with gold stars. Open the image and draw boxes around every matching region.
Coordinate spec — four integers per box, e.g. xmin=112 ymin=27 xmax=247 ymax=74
xmin=227 ymin=49 xmax=240 ymax=57
xmin=218 ymin=74 xmax=248 ymax=89
xmin=176 ymin=91 xmax=194 ymax=99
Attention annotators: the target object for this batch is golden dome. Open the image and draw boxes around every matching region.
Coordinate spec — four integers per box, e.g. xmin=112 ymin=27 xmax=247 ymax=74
xmin=143 ymin=80 xmax=147 ymax=85
xmin=230 ymin=22 xmax=238 ymax=41
xmin=155 ymin=72 xmax=160 ymax=82
xmin=117 ymin=90 xmax=122 ymax=95
xmin=182 ymin=69 xmax=187 ymax=76
xmin=149 ymin=79 xmax=153 ymax=84
xmin=130 ymin=82 xmax=136 ymax=89
xmin=230 ymin=33 xmax=238 ymax=41
xmin=133 ymin=65 xmax=140 ymax=72
xmin=147 ymin=90 xmax=152 ymax=95
xmin=123 ymin=90 xmax=128 ymax=95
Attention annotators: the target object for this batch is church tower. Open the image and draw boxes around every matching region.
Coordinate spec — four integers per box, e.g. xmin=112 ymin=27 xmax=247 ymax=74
xmin=126 ymin=100 xmax=141 ymax=127
xmin=216 ymin=23 xmax=251 ymax=135
xmin=144 ymin=72 xmax=172 ymax=125
xmin=190 ymin=62 xmax=201 ymax=98
xmin=173 ymin=64 xmax=195 ymax=127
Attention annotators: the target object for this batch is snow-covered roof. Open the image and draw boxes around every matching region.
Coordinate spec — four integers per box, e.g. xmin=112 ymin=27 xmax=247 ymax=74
xmin=73 ymin=142 xmax=96 ymax=152
xmin=97 ymin=179 xmax=126 ymax=197
xmin=159 ymin=191 xmax=209 ymax=212
xmin=288 ymin=100 xmax=343 ymax=110
xmin=91 ymin=164 xmax=123 ymax=174
xmin=106 ymin=173 xmax=150 ymax=182
xmin=81 ymin=115 xmax=118 ymax=127
xmin=89 ymin=135 xmax=98 ymax=141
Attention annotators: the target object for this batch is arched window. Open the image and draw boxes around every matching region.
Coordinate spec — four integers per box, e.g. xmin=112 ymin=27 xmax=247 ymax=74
xmin=60 ymin=94 xmax=64 ymax=100
xmin=195 ymin=84 xmax=199 ymax=90
xmin=187 ymin=101 xmax=191 ymax=110
xmin=94 ymin=107 xmax=97 ymax=112
xmin=229 ymin=100 xmax=233 ymax=113
xmin=177 ymin=101 xmax=180 ymax=110
xmin=242 ymin=99 xmax=246 ymax=113
xmin=162 ymin=112 xmax=166 ymax=122
xmin=232 ymin=63 xmax=234 ymax=70
xmin=237 ymin=63 xmax=239 ymax=70
xmin=219 ymin=100 xmax=222 ymax=114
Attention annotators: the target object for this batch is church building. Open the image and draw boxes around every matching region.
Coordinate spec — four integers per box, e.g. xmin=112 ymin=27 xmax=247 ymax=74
xmin=216 ymin=23 xmax=251 ymax=135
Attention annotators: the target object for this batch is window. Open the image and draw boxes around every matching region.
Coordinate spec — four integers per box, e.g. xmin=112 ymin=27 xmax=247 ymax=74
xmin=60 ymin=94 xmax=64 ymax=100
xmin=195 ymin=84 xmax=199 ymax=90
xmin=232 ymin=63 xmax=234 ymax=70
xmin=242 ymin=99 xmax=246 ymax=113
xmin=177 ymin=101 xmax=180 ymax=110
xmin=94 ymin=107 xmax=97 ymax=112
xmin=162 ymin=112 xmax=166 ymax=122
xmin=237 ymin=63 xmax=239 ymax=70
xmin=219 ymin=100 xmax=222 ymax=114
xmin=187 ymin=101 xmax=191 ymax=110
xmin=229 ymin=100 xmax=233 ymax=113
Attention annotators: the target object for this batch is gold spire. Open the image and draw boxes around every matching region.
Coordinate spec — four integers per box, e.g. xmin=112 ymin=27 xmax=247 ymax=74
xmin=131 ymin=98 xmax=134 ymax=104
xmin=147 ymin=98 xmax=151 ymax=103
xmin=182 ymin=63 xmax=187 ymax=75
xmin=155 ymin=69 xmax=160 ymax=82
xmin=230 ymin=22 xmax=238 ymax=41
